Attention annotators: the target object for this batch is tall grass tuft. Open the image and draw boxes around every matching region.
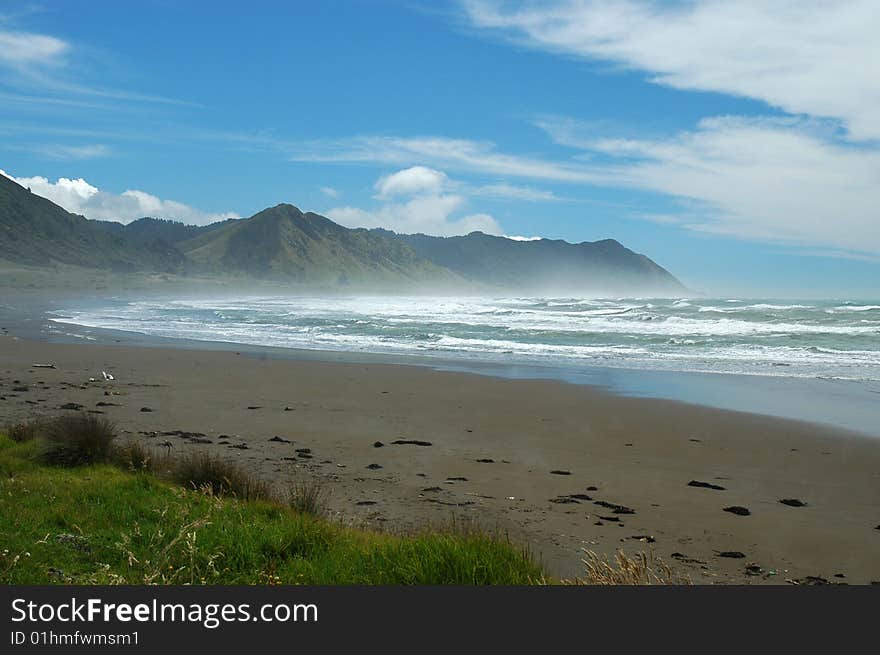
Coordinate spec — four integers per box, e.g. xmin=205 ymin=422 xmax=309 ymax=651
xmin=288 ymin=478 xmax=329 ymax=517
xmin=110 ymin=440 xmax=154 ymax=472
xmin=172 ymin=451 xmax=275 ymax=501
xmin=7 ymin=419 xmax=42 ymax=443
xmin=574 ymin=549 xmax=691 ymax=585
xmin=38 ymin=414 xmax=117 ymax=467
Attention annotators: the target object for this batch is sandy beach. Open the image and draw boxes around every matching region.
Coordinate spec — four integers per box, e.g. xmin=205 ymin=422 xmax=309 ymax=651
xmin=1 ymin=333 xmax=878 ymax=584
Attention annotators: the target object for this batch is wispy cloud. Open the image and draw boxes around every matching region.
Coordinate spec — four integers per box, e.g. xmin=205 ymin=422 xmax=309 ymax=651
xmin=472 ymin=183 xmax=562 ymax=202
xmin=293 ymin=135 xmax=603 ymax=183
xmin=0 ymin=24 xmax=195 ymax=112
xmin=0 ymin=29 xmax=68 ymax=68
xmin=448 ymin=1 xmax=880 ymax=257
xmin=462 ymin=0 xmax=880 ymax=141
xmin=0 ymin=169 xmax=238 ymax=225
xmin=539 ymin=115 xmax=880 ymax=255
xmin=33 ymin=143 xmax=111 ymax=160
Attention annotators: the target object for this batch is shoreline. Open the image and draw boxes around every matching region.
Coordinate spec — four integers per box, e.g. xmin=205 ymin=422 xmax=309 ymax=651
xmin=1 ymin=333 xmax=879 ymax=584
xmin=4 ymin=289 xmax=879 ymax=436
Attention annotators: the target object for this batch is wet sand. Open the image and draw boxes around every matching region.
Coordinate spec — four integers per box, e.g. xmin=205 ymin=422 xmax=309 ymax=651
xmin=1 ymin=334 xmax=878 ymax=584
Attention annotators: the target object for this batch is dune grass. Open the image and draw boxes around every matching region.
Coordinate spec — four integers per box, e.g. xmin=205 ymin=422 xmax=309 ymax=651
xmin=37 ymin=413 xmax=117 ymax=467
xmin=0 ymin=433 xmax=543 ymax=585
xmin=572 ymin=549 xmax=691 ymax=585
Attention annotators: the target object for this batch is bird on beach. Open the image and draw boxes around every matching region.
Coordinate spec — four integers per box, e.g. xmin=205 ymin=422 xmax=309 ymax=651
xmin=102 ymin=370 xmax=115 ymax=381
xmin=160 ymin=441 xmax=174 ymax=453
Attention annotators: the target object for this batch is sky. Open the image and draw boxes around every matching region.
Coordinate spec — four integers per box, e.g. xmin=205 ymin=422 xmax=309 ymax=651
xmin=0 ymin=0 xmax=878 ymax=296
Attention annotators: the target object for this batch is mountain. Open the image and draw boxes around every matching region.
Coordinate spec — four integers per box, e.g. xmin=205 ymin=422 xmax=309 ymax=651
xmin=179 ymin=204 xmax=454 ymax=286
xmin=0 ymin=174 xmax=184 ymax=273
xmin=1 ymin=175 xmax=684 ymax=293
xmin=394 ymin=231 xmax=683 ymax=294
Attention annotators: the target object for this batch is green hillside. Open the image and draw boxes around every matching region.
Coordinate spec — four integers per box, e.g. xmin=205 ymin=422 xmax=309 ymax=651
xmin=397 ymin=231 xmax=684 ymax=294
xmin=0 ymin=174 xmax=184 ymax=273
xmin=181 ymin=203 xmax=457 ymax=286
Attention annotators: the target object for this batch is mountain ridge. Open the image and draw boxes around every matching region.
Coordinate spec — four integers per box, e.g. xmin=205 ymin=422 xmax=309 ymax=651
xmin=0 ymin=174 xmax=684 ymax=293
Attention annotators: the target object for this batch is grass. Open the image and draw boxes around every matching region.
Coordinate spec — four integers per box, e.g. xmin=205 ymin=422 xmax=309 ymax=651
xmin=7 ymin=419 xmax=43 ymax=443
xmin=0 ymin=433 xmax=544 ymax=585
xmin=288 ymin=478 xmax=329 ymax=517
xmin=169 ymin=451 xmax=275 ymax=501
xmin=37 ymin=414 xmax=117 ymax=467
xmin=573 ymin=549 xmax=691 ymax=585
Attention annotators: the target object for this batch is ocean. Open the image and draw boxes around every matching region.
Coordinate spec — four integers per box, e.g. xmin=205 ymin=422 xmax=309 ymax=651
xmin=48 ymin=295 xmax=880 ymax=382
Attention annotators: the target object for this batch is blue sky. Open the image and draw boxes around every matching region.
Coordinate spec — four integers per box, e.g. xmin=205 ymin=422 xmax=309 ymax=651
xmin=1 ymin=0 xmax=878 ymax=296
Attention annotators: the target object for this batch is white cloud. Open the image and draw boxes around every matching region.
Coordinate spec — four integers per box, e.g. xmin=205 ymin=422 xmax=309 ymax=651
xmin=463 ymin=0 xmax=880 ymax=140
xmin=541 ymin=116 xmax=880 ymax=254
xmin=326 ymin=167 xmax=502 ymax=236
xmin=319 ymin=186 xmax=340 ymax=198
xmin=375 ymin=166 xmax=447 ymax=197
xmin=0 ymin=169 xmax=239 ymax=226
xmin=0 ymin=30 xmax=68 ymax=68
xmin=504 ymin=234 xmax=543 ymax=241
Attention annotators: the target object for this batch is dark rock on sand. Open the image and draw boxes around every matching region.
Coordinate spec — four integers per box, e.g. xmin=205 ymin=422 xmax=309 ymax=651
xmin=688 ymin=480 xmax=726 ymax=491
xmin=791 ymin=575 xmax=836 ymax=585
xmin=295 ymin=448 xmax=312 ymax=454
xmin=96 ymin=401 xmax=120 ymax=407
xmin=550 ymin=470 xmax=571 ymax=476
xmin=716 ymin=551 xmax=746 ymax=559
xmin=269 ymin=436 xmax=291 ymax=443
xmin=598 ymin=515 xmax=620 ymax=522
xmin=671 ymin=553 xmax=705 ymax=565
xmin=356 ymin=501 xmax=377 ymax=506
xmin=373 ymin=441 xmax=385 ymax=448
xmin=366 ymin=463 xmax=383 ymax=470
xmin=421 ymin=486 xmax=442 ymax=493
xmin=12 ymin=386 xmax=28 ymax=392
xmin=392 ymin=439 xmax=432 ymax=446
xmin=139 ymin=407 xmax=152 ymax=412
xmin=779 ymin=498 xmax=807 ymax=507
xmin=476 ymin=458 xmax=494 ymax=463
xmin=587 ymin=486 xmax=598 ymax=491
xmin=446 ymin=476 xmax=468 ymax=482
xmin=550 ymin=496 xmax=580 ymax=504
xmin=568 ymin=494 xmax=593 ymax=501
xmin=723 ymin=506 xmax=751 ymax=516
xmin=745 ymin=564 xmax=763 ymax=576
xmin=422 ymin=498 xmax=475 ymax=507
xmin=246 ymin=406 xmax=262 ymax=410
xmin=59 ymin=402 xmax=83 ymax=410
xmin=230 ymin=443 xmax=249 ymax=450
xmin=594 ymin=500 xmax=635 ymax=514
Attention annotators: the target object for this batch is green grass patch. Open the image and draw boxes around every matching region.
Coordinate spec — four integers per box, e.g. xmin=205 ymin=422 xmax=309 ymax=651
xmin=0 ymin=435 xmax=543 ymax=585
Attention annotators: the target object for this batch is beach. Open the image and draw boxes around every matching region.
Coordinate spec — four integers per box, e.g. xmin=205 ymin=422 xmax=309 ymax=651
xmin=1 ymin=332 xmax=878 ymax=584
